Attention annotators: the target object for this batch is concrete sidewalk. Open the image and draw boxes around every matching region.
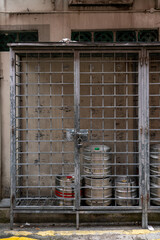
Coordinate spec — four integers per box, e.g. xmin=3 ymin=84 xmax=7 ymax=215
xmin=1 ymin=224 xmax=160 ymax=240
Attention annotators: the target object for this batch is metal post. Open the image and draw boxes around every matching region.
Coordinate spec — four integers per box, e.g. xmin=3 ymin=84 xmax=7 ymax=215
xmin=10 ymin=48 xmax=16 ymax=229
xmin=74 ymin=51 xmax=80 ymax=228
xmin=140 ymin=48 xmax=149 ymax=228
xmin=76 ymin=211 xmax=79 ymax=230
xmin=144 ymin=49 xmax=150 ymax=227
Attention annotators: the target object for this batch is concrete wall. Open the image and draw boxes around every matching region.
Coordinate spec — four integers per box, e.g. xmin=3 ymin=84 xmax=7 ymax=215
xmin=0 ymin=0 xmax=156 ymax=12
xmin=0 ymin=0 xmax=160 ymax=199
xmin=0 ymin=0 xmax=54 ymax=12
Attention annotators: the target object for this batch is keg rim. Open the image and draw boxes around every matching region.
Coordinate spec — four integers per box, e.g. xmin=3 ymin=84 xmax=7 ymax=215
xmin=84 ymin=145 xmax=111 ymax=153
xmin=115 ymin=176 xmax=136 ymax=184
xmin=150 ymin=144 xmax=160 ymax=150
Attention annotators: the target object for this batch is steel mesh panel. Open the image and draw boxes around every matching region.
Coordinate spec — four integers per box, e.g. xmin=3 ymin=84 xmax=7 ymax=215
xmin=12 ymin=49 xmax=141 ymax=212
xmin=15 ymin=52 xmax=75 ymax=208
xmin=79 ymin=52 xmax=140 ymax=208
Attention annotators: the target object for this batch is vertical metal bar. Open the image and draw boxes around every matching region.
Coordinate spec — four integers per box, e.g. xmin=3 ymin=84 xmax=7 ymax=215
xmin=17 ymin=55 xmax=22 ymax=199
xmin=26 ymin=54 xmax=29 ymax=200
xmin=140 ymin=48 xmax=148 ymax=228
xmin=126 ymin=53 xmax=129 ymax=179
xmin=90 ymin=56 xmax=92 ymax=142
xmin=49 ymin=53 xmax=53 ymax=197
xmin=62 ymin=56 xmax=64 ymax=178
xmin=37 ymin=54 xmax=41 ymax=199
xmin=114 ymin=52 xmax=117 ymax=204
xmin=144 ymin=49 xmax=150 ymax=226
xmin=139 ymin=48 xmax=145 ymax=228
xmin=76 ymin=211 xmax=79 ymax=230
xmin=74 ymin=51 xmax=80 ymax=226
xmin=10 ymin=48 xmax=16 ymax=229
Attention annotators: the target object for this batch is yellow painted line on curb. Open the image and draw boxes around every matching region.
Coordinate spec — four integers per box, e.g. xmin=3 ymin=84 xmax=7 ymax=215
xmin=36 ymin=231 xmax=55 ymax=237
xmin=0 ymin=237 xmax=36 ymax=240
xmin=36 ymin=229 xmax=160 ymax=236
xmin=4 ymin=232 xmax=32 ymax=237
xmin=4 ymin=229 xmax=160 ymax=238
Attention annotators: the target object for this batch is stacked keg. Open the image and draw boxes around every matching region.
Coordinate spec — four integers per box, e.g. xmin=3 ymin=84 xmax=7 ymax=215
xmin=150 ymin=144 xmax=160 ymax=205
xmin=83 ymin=145 xmax=112 ymax=206
xmin=115 ymin=177 xmax=137 ymax=206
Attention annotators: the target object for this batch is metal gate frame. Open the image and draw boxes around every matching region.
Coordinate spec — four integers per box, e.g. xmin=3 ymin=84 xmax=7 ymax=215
xmin=9 ymin=43 xmax=160 ymax=229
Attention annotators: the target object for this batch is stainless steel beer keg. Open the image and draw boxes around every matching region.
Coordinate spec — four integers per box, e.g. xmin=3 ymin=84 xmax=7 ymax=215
xmin=115 ymin=177 xmax=137 ymax=206
xmin=83 ymin=145 xmax=111 ymax=177
xmin=150 ymin=144 xmax=160 ymax=205
xmin=84 ymin=177 xmax=112 ymax=206
xmin=55 ymin=175 xmax=75 ymax=206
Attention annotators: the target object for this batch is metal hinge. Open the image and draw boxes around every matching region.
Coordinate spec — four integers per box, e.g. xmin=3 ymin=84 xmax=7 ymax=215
xmin=140 ymin=57 xmax=143 ymax=66
xmin=140 ymin=56 xmax=148 ymax=66
xmin=145 ymin=57 xmax=148 ymax=65
xmin=11 ymin=58 xmax=15 ymax=67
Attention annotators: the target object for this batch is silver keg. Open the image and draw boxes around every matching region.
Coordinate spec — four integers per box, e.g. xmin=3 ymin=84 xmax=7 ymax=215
xmin=83 ymin=145 xmax=111 ymax=177
xmin=84 ymin=177 xmax=112 ymax=206
xmin=150 ymin=144 xmax=160 ymax=205
xmin=115 ymin=177 xmax=137 ymax=206
xmin=55 ymin=175 xmax=75 ymax=206
xmin=150 ymin=183 xmax=160 ymax=205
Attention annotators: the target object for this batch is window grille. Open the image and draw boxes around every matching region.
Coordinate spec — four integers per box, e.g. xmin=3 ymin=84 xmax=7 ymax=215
xmin=0 ymin=31 xmax=38 ymax=51
xmin=71 ymin=30 xmax=159 ymax=43
xmin=71 ymin=31 xmax=92 ymax=42
xmin=94 ymin=31 xmax=113 ymax=42
xmin=138 ymin=30 xmax=158 ymax=42
xmin=116 ymin=31 xmax=136 ymax=42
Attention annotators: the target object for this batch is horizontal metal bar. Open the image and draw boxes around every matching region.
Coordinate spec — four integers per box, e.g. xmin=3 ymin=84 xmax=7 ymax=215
xmin=16 ymin=140 xmax=140 ymax=143
xmin=15 ymin=151 xmax=139 ymax=156
xmin=80 ymin=72 xmax=138 ymax=74
xmin=15 ymin=94 xmax=74 ymax=97
xmin=13 ymin=209 xmax=142 ymax=214
xmin=150 ymin=94 xmax=160 ymax=96
xmin=16 ymin=60 xmax=74 ymax=63
xmin=15 ymin=83 xmax=139 ymax=86
xmin=15 ymin=128 xmax=139 ymax=131
xmin=80 ymin=95 xmax=138 ymax=97
xmin=16 ymin=71 xmax=74 ymax=74
xmin=80 ymin=106 xmax=139 ymax=108
xmin=80 ymin=61 xmax=138 ymax=63
xmin=15 ymin=117 xmax=73 ymax=119
xmin=15 ymin=83 xmax=73 ymax=86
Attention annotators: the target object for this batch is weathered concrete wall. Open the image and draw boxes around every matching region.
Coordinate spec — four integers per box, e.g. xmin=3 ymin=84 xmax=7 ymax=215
xmin=0 ymin=0 xmax=54 ymax=12
xmin=0 ymin=0 xmax=160 ymax=199
xmin=0 ymin=0 xmax=157 ymax=12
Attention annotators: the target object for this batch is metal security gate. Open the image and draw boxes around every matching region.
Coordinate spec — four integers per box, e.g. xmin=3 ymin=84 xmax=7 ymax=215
xmin=10 ymin=43 xmax=160 ymax=229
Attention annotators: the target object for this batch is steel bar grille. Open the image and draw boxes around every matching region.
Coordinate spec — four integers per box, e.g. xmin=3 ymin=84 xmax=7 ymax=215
xmin=13 ymin=50 xmax=141 ymax=209
xmin=12 ymin=44 xmax=160 ymax=229
xmin=15 ymin=52 xmax=75 ymax=208
xmin=79 ymin=52 xmax=140 ymax=208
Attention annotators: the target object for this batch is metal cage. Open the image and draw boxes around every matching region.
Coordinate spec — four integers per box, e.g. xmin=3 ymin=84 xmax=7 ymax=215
xmin=10 ymin=43 xmax=160 ymax=229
